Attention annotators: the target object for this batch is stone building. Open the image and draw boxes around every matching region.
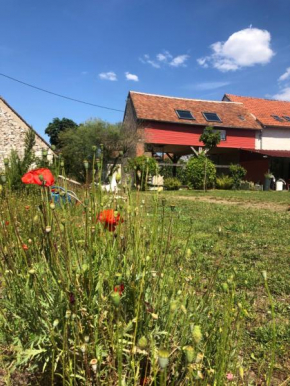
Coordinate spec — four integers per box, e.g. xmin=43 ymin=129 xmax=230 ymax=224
xmin=0 ymin=96 xmax=53 ymax=170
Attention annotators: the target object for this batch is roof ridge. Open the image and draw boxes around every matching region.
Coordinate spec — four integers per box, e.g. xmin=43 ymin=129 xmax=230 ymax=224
xmin=226 ymin=93 xmax=290 ymax=103
xmin=130 ymin=91 xmax=243 ymax=104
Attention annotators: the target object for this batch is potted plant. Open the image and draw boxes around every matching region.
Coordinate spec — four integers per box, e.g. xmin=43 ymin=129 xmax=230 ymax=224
xmin=264 ymin=171 xmax=273 ymax=191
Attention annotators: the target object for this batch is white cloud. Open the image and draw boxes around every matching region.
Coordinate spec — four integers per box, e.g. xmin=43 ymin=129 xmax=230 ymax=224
xmin=272 ymin=87 xmax=290 ymax=101
xmin=170 ymin=54 xmax=190 ymax=67
xmin=140 ymin=51 xmax=189 ymax=68
xmin=99 ymin=71 xmax=117 ymax=81
xmin=278 ymin=67 xmax=290 ymax=82
xmin=139 ymin=54 xmax=160 ymax=68
xmin=125 ymin=72 xmax=139 ymax=82
xmin=197 ymin=27 xmax=274 ymax=72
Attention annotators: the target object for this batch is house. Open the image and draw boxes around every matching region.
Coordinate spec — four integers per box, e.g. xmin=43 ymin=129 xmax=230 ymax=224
xmin=123 ymin=91 xmax=290 ymax=183
xmin=0 ymin=96 xmax=53 ymax=170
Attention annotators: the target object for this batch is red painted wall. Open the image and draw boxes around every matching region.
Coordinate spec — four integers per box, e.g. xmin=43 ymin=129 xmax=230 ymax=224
xmin=144 ymin=122 xmax=256 ymax=149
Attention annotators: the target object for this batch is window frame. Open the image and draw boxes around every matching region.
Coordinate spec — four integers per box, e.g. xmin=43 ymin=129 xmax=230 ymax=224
xmin=202 ymin=112 xmax=222 ymax=123
xmin=175 ymin=109 xmax=195 ymax=120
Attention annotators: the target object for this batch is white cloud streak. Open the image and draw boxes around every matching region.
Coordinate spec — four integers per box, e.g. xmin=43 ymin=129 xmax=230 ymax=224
xmin=125 ymin=72 xmax=139 ymax=82
xmin=272 ymin=87 xmax=290 ymax=101
xmin=140 ymin=50 xmax=189 ymax=68
xmin=197 ymin=27 xmax=274 ymax=72
xmin=99 ymin=71 xmax=117 ymax=81
xmin=278 ymin=67 xmax=290 ymax=82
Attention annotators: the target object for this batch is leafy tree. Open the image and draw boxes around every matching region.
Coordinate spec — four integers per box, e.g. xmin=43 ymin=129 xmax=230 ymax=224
xmin=185 ymin=154 xmax=216 ymax=189
xmin=199 ymin=126 xmax=221 ymax=191
xmin=59 ymin=119 xmax=128 ymax=182
xmin=45 ymin=118 xmax=78 ymax=148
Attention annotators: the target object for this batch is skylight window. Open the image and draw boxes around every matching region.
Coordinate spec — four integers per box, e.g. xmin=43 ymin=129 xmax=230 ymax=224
xmin=272 ymin=115 xmax=284 ymax=122
xmin=203 ymin=112 xmax=222 ymax=123
xmin=175 ymin=110 xmax=195 ymax=120
xmin=283 ymin=116 xmax=290 ymax=122
xmin=238 ymin=115 xmax=245 ymax=121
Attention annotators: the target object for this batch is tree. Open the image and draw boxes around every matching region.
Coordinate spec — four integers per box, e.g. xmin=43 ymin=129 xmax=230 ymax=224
xmin=199 ymin=126 xmax=221 ymax=191
xmin=59 ymin=119 xmax=134 ymax=182
xmin=45 ymin=118 xmax=78 ymax=148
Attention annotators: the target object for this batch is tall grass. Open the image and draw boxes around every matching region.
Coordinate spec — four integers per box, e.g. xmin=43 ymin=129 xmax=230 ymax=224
xmin=0 ymin=165 xmax=275 ymax=385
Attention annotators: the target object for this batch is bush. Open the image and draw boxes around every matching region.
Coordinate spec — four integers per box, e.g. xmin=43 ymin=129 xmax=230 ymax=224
xmin=159 ymin=159 xmax=187 ymax=183
xmin=185 ymin=154 xmax=216 ymax=189
xmin=127 ymin=155 xmax=158 ymax=190
xmin=216 ymin=174 xmax=233 ymax=190
xmin=164 ymin=177 xmax=181 ymax=190
xmin=229 ymin=164 xmax=247 ymax=189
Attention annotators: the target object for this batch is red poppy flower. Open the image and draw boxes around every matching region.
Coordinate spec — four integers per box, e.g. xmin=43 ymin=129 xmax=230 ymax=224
xmin=114 ymin=284 xmax=125 ymax=295
xmin=98 ymin=209 xmax=123 ymax=232
xmin=22 ymin=168 xmax=54 ymax=187
xmin=5 ymin=221 xmax=9 ymax=226
xmin=22 ymin=244 xmax=28 ymax=250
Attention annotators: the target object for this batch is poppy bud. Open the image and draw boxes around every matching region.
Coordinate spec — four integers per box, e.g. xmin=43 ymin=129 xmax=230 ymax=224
xmin=192 ymin=325 xmax=202 ymax=344
xmin=115 ymin=173 xmax=121 ymax=183
xmin=53 ymin=319 xmax=59 ymax=328
xmin=80 ymin=344 xmax=86 ymax=353
xmin=84 ymin=335 xmax=90 ymax=343
xmin=184 ymin=346 xmax=195 ymax=363
xmin=158 ymin=349 xmax=169 ymax=369
xmin=92 ymin=145 xmax=97 ymax=151
xmin=60 ymin=160 xmax=65 ymax=167
xmin=90 ymin=358 xmax=98 ymax=372
xmin=4 ymin=158 xmax=9 ymax=166
xmin=138 ymin=336 xmax=148 ymax=349
xmin=83 ymin=160 xmax=89 ymax=170
xmin=50 ymin=202 xmax=55 ymax=210
xmin=65 ymin=310 xmax=71 ymax=319
xmin=111 ymin=291 xmax=121 ymax=307
xmin=46 ymin=226 xmax=52 ymax=233
xmin=0 ymin=173 xmax=6 ymax=183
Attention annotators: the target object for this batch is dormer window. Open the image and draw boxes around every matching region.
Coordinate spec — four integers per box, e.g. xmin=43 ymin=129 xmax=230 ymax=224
xmin=175 ymin=110 xmax=195 ymax=120
xmin=202 ymin=112 xmax=222 ymax=123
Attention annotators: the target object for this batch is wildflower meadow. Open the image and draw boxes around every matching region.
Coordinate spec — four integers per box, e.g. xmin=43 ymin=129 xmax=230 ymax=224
xmin=0 ymin=154 xmax=289 ymax=385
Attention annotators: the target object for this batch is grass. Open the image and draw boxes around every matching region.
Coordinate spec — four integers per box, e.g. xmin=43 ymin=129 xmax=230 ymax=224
xmin=0 ymin=184 xmax=289 ymax=385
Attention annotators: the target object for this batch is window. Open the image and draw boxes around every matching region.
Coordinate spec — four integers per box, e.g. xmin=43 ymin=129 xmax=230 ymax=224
xmin=203 ymin=112 xmax=222 ymax=122
xmin=175 ymin=110 xmax=195 ymax=120
xmin=214 ymin=129 xmax=226 ymax=141
xmin=238 ymin=115 xmax=245 ymax=121
xmin=283 ymin=116 xmax=290 ymax=122
xmin=272 ymin=115 xmax=284 ymax=122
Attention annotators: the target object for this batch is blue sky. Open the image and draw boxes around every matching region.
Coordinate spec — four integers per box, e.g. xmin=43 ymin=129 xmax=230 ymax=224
xmin=1 ymin=0 xmax=290 ymax=141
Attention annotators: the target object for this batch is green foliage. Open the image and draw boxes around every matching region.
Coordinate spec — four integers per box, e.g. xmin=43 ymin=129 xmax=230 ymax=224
xmin=164 ymin=177 xmax=181 ymax=190
xmin=127 ymin=155 xmax=158 ymax=190
xmin=45 ymin=117 xmax=78 ymax=148
xmin=229 ymin=164 xmax=247 ymax=189
xmin=199 ymin=126 xmax=221 ymax=150
xmin=4 ymin=130 xmax=36 ymax=190
xmin=185 ymin=154 xmax=216 ymax=189
xmin=216 ymin=174 xmax=233 ymax=190
xmin=159 ymin=158 xmax=187 ymax=183
xmin=59 ymin=119 xmax=122 ymax=182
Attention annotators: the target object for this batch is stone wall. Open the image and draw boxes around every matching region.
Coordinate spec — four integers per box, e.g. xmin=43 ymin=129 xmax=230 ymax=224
xmin=0 ymin=98 xmax=53 ymax=170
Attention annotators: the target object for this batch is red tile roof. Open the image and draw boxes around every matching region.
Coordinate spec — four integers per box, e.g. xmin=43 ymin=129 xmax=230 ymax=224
xmin=224 ymin=94 xmax=290 ymax=128
xmin=129 ymin=92 xmax=262 ymax=130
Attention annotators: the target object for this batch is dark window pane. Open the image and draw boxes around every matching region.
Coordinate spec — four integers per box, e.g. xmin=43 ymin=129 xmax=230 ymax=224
xmin=175 ymin=110 xmax=195 ymax=120
xmin=203 ymin=112 xmax=222 ymax=122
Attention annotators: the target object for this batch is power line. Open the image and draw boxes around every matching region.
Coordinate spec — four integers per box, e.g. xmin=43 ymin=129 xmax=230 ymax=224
xmin=0 ymin=72 xmax=124 ymax=113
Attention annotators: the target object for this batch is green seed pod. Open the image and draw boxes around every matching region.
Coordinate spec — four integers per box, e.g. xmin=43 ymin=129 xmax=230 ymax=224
xmin=53 ymin=319 xmax=59 ymax=327
xmin=111 ymin=292 xmax=121 ymax=307
xmin=158 ymin=349 xmax=169 ymax=369
xmin=186 ymin=248 xmax=192 ymax=259
xmin=192 ymin=325 xmax=202 ymax=344
xmin=92 ymin=145 xmax=97 ymax=151
xmin=138 ymin=336 xmax=148 ymax=349
xmin=65 ymin=310 xmax=71 ymax=319
xmin=221 ymin=282 xmax=229 ymax=292
xmin=170 ymin=300 xmax=179 ymax=313
xmin=184 ymin=346 xmax=195 ymax=363
xmin=50 ymin=202 xmax=55 ymax=210
xmin=83 ymin=160 xmax=89 ymax=170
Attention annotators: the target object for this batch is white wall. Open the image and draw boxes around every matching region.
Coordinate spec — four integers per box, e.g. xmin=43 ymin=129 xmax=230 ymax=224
xmin=261 ymin=128 xmax=290 ymax=150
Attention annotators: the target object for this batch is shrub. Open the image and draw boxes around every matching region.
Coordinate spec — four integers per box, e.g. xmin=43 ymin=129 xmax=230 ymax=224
xmin=127 ymin=155 xmax=158 ymax=190
xmin=185 ymin=154 xmax=216 ymax=189
xmin=216 ymin=174 xmax=233 ymax=190
xmin=164 ymin=177 xmax=181 ymax=190
xmin=229 ymin=164 xmax=247 ymax=189
xmin=159 ymin=159 xmax=187 ymax=183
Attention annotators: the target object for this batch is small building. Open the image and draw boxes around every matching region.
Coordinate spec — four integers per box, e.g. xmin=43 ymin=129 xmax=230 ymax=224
xmin=0 ymin=96 xmax=53 ymax=170
xmin=123 ymin=91 xmax=290 ymax=183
